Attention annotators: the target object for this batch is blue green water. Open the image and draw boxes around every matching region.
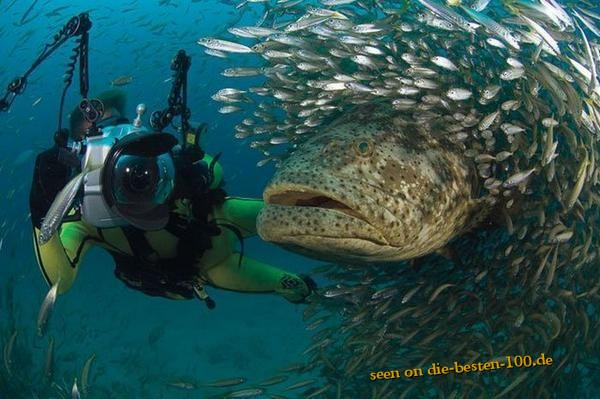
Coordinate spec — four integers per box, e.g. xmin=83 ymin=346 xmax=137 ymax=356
xmin=0 ymin=1 xmax=321 ymax=397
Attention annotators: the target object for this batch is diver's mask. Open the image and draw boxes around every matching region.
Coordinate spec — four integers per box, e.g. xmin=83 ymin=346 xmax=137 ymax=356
xmin=80 ymin=124 xmax=177 ymax=230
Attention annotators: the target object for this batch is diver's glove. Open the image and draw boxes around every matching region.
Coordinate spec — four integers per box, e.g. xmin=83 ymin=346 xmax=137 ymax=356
xmin=278 ymin=274 xmax=317 ymax=304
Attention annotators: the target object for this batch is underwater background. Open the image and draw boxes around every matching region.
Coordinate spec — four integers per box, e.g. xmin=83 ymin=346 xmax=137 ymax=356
xmin=0 ymin=0 xmax=599 ymax=398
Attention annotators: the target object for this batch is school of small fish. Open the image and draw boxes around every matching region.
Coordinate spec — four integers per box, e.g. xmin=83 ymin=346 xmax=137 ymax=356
xmin=204 ymin=0 xmax=599 ymax=397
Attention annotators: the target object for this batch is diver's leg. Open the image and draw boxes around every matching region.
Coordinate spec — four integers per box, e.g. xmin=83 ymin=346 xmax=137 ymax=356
xmin=32 ymin=221 xmax=94 ymax=294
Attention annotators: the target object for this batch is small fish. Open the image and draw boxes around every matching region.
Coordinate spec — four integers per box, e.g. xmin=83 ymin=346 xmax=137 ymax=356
xmin=501 ymin=100 xmax=520 ymax=111
xmin=500 ymin=123 xmax=525 ymax=135
xmin=263 ymin=49 xmax=293 ymax=59
xmin=472 ymin=0 xmax=491 ymax=12
xmin=307 ymin=7 xmax=348 ymax=20
xmin=256 ymin=158 xmax=271 ymax=167
xmin=257 ymin=375 xmax=288 ymax=387
xmin=32 ymin=97 xmax=42 ymax=106
xmin=350 ymin=54 xmax=379 ymax=69
xmin=216 ymin=88 xmax=247 ymax=96
xmin=479 ymin=110 xmax=499 ymax=130
xmin=500 ymin=68 xmax=525 ymax=81
xmin=221 ymin=67 xmax=263 ymax=77
xmin=506 ymin=57 xmax=524 ymax=69
xmin=205 ymin=49 xmax=228 ymax=58
xmin=13 ymin=149 xmax=34 ymax=166
xmin=565 ymin=148 xmax=589 ymax=210
xmin=3 ymin=330 xmax=17 ymax=377
xmin=575 ymin=19 xmax=597 ymax=94
xmin=283 ymin=379 xmax=317 ymax=391
xmin=514 ymin=309 xmax=525 ymax=327
xmin=322 ymin=81 xmax=348 ymax=91
xmin=481 ymin=85 xmax=501 ymax=100
xmin=44 ymin=337 xmax=54 ymax=381
xmin=321 ymin=0 xmax=356 ymax=5
xmin=573 ymin=9 xmax=600 ymax=37
xmin=462 ymin=6 xmax=520 ymax=50
xmin=39 ymin=171 xmax=85 ymax=245
xmin=203 ymin=377 xmax=246 ymax=388
xmin=270 ymin=137 xmax=290 ymax=145
xmin=37 ymin=281 xmax=59 ymax=337
xmin=197 ymin=38 xmax=253 ymax=54
xmin=305 ymin=384 xmax=333 ymax=399
xmin=285 ymin=16 xmax=329 ymax=32
xmin=495 ymin=151 xmax=513 ymax=162
xmin=417 ymin=0 xmax=478 ymax=33
xmin=494 ymin=371 xmax=529 ymax=398
xmin=110 ymin=75 xmax=133 ymax=86
xmin=19 ymin=0 xmax=40 ymax=25
xmin=414 ymin=78 xmax=439 ymax=89
xmin=352 ymin=23 xmax=383 ymax=34
xmin=502 ymin=168 xmax=536 ymax=188
xmin=446 ymin=88 xmax=472 ymax=100
xmin=486 ymin=37 xmax=506 ymax=48
xmin=226 ymin=388 xmax=265 ymax=398
xmin=167 ymin=381 xmax=196 ymax=389
xmin=271 ymin=34 xmax=309 ymax=48
xmin=520 ymin=14 xmax=560 ymax=55
xmin=428 ymin=283 xmax=455 ymax=304
xmin=72 ymin=378 xmax=80 ymax=399
xmin=81 ymin=353 xmax=96 ymax=396
xmin=401 ymin=285 xmax=422 ymax=304
xmin=218 ymin=106 xmax=242 ymax=114
xmin=551 ymin=230 xmax=573 ymax=243
xmin=228 ymin=27 xmax=263 ymax=39
xmin=231 ymin=26 xmax=278 ymax=38
xmin=344 ymin=82 xmax=373 ymax=93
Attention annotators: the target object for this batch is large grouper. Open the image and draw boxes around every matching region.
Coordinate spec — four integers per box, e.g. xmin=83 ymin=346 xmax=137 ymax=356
xmin=257 ymin=105 xmax=496 ymax=263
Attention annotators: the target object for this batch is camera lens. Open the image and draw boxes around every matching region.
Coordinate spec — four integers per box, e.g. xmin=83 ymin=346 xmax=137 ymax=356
xmin=112 ymin=155 xmax=166 ymax=205
xmin=124 ymin=161 xmax=158 ymax=194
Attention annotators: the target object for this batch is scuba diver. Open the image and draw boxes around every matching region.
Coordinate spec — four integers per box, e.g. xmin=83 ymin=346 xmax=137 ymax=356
xmin=0 ymin=13 xmax=316 ymax=308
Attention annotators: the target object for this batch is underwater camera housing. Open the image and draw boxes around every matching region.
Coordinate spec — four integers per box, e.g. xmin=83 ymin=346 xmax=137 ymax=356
xmin=80 ymin=123 xmax=177 ymax=230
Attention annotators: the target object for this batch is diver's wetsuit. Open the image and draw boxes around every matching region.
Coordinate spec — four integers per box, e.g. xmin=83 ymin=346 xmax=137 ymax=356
xmin=29 ymin=142 xmax=314 ymax=303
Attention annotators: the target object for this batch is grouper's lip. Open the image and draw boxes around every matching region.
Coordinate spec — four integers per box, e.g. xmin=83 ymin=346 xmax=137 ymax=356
xmin=260 ymin=210 xmax=389 ymax=247
xmin=264 ymin=183 xmax=367 ymax=222
xmin=262 ymin=182 xmax=389 ymax=241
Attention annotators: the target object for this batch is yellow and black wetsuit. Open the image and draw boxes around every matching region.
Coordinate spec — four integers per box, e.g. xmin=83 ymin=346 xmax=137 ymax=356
xmin=30 ymin=148 xmax=314 ymax=304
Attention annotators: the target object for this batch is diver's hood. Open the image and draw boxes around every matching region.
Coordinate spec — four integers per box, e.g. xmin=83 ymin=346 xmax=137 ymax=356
xmin=101 ymin=132 xmax=178 ymax=230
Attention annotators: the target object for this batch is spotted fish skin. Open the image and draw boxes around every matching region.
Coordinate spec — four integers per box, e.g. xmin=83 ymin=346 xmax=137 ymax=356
xmin=258 ymin=105 xmax=494 ymax=262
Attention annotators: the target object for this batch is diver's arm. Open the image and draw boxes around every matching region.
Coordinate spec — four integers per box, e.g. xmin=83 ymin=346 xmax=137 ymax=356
xmin=218 ymin=198 xmax=264 ymax=238
xmin=32 ymin=221 xmax=95 ymax=295
xmin=201 ymin=151 xmax=263 ymax=237
xmin=202 ymin=253 xmax=315 ymax=303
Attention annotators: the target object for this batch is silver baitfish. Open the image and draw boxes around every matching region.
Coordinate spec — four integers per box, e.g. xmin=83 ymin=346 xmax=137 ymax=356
xmin=37 ymin=280 xmax=59 ymax=337
xmin=39 ymin=171 xmax=85 ymax=245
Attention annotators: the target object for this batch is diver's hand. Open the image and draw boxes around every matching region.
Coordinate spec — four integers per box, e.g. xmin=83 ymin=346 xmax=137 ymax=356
xmin=278 ymin=274 xmax=317 ymax=304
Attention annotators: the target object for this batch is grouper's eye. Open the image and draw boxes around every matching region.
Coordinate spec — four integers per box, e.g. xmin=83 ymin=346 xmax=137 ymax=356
xmin=353 ymin=139 xmax=374 ymax=157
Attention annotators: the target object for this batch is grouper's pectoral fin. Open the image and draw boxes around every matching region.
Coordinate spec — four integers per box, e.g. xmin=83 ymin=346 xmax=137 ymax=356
xmin=409 ymin=243 xmax=463 ymax=271
xmin=461 ymin=195 xmax=499 ymax=235
xmin=434 ymin=245 xmax=464 ymax=269
xmin=422 ymin=196 xmax=499 ymax=270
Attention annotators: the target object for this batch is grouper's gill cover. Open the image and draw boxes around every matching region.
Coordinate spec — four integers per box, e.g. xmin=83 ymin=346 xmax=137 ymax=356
xmin=258 ymin=106 xmax=493 ymax=262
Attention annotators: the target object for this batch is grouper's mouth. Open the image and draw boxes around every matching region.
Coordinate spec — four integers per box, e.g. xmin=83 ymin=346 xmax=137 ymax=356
xmin=259 ymin=186 xmax=391 ymax=261
xmin=265 ymin=189 xmax=367 ymax=222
